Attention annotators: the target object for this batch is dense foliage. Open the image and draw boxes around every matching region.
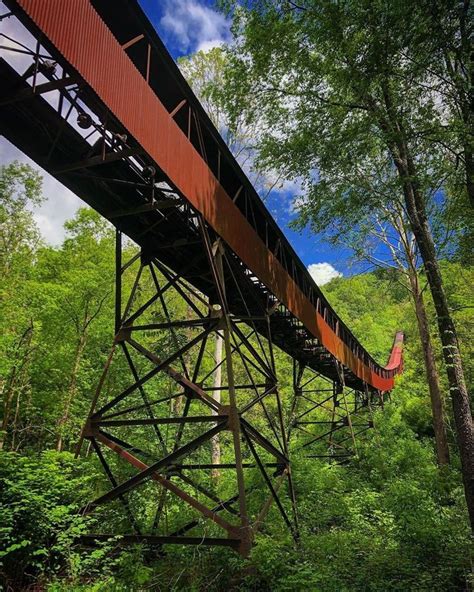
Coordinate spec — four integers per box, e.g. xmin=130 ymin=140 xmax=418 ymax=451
xmin=218 ymin=0 xmax=474 ymax=530
xmin=0 ymin=162 xmax=472 ymax=590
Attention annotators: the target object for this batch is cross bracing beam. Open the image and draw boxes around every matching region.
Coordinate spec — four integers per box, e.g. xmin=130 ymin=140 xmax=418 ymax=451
xmin=288 ymin=360 xmax=382 ymax=462
xmin=72 ymin=224 xmax=298 ymax=556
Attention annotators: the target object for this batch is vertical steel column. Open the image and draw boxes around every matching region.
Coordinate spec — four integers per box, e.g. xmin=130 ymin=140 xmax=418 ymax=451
xmin=214 ymin=241 xmax=251 ymax=554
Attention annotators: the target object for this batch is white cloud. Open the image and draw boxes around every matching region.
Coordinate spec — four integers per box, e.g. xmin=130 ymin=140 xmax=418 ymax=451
xmin=307 ymin=262 xmax=342 ymax=285
xmin=288 ymin=196 xmax=304 ymax=215
xmin=159 ymin=0 xmax=230 ymax=54
xmin=0 ymin=137 xmax=81 ymax=245
xmin=196 ymin=38 xmax=225 ymax=53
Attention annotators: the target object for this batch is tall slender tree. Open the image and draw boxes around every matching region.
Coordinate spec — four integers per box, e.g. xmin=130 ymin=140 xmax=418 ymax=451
xmin=420 ymin=0 xmax=474 ymax=209
xmin=53 ymin=209 xmax=114 ymax=451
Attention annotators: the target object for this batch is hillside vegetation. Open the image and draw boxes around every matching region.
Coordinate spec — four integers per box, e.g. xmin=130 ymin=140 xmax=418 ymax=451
xmin=1 ymin=163 xmax=472 ymax=590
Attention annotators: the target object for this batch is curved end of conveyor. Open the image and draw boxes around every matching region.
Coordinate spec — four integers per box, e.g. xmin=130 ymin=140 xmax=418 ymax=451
xmin=386 ymin=331 xmax=404 ymax=371
xmin=378 ymin=330 xmax=404 ymax=391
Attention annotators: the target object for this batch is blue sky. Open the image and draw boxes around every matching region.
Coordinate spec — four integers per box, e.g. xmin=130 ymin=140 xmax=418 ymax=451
xmin=0 ymin=0 xmax=354 ymax=285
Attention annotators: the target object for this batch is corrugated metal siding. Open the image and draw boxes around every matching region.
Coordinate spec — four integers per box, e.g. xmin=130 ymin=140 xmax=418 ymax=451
xmin=15 ymin=0 xmax=402 ymax=391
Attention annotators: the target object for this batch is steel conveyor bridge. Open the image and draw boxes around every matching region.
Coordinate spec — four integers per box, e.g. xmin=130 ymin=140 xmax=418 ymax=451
xmin=0 ymin=0 xmax=403 ymax=556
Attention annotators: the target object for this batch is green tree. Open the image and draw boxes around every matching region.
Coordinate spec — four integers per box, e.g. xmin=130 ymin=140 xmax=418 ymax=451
xmin=33 ymin=209 xmax=116 ymax=451
xmin=288 ymin=152 xmax=451 ymax=465
xmin=420 ymin=0 xmax=474 ymax=209
xmin=0 ymin=161 xmax=43 ymax=278
xmin=0 ymin=162 xmax=43 ymax=450
xmin=221 ymin=0 xmax=474 ymax=528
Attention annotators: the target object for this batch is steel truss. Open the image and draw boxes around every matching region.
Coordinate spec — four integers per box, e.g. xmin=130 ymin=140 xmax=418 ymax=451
xmin=77 ymin=224 xmax=299 ymax=557
xmin=289 ymin=361 xmax=381 ymax=462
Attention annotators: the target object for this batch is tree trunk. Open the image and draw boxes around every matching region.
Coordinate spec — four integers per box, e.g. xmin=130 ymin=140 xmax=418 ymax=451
xmin=459 ymin=2 xmax=474 ymax=209
xmin=407 ymin=268 xmax=450 ymax=465
xmin=10 ymin=382 xmax=23 ymax=451
xmin=394 ymin=145 xmax=474 ymax=529
xmin=56 ymin=333 xmax=87 ymax=452
xmin=463 ymin=145 xmax=474 ymax=209
xmin=0 ymin=323 xmax=34 ymax=451
xmin=0 ymin=370 xmax=17 ymax=451
xmin=211 ymin=331 xmax=223 ymax=480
